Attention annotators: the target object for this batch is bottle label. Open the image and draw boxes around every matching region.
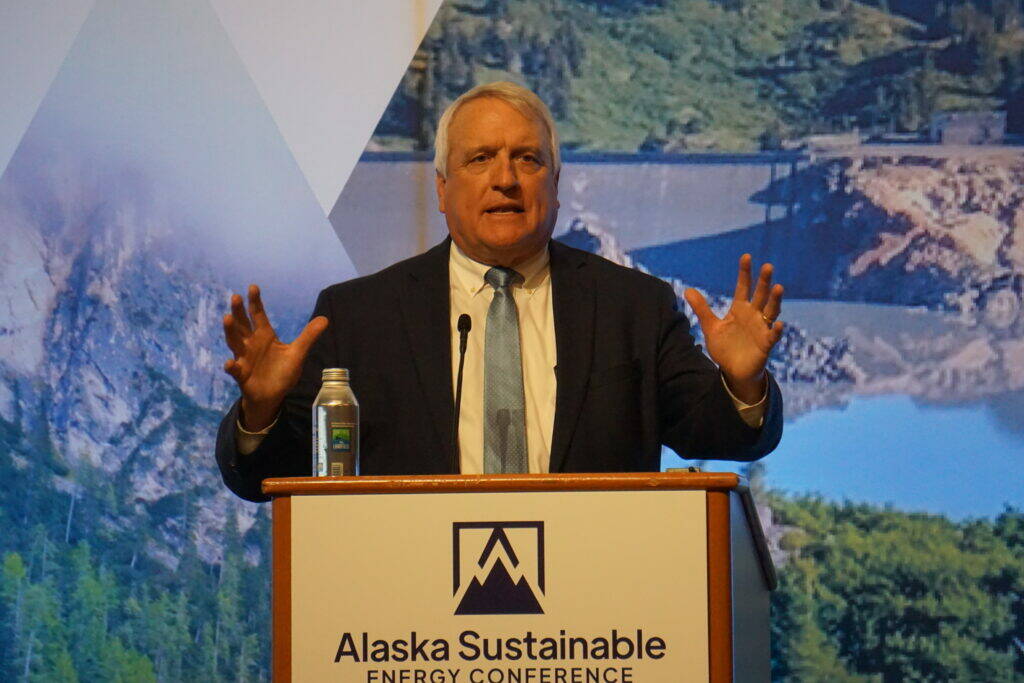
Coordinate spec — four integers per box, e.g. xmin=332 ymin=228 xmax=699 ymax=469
xmin=330 ymin=422 xmax=355 ymax=454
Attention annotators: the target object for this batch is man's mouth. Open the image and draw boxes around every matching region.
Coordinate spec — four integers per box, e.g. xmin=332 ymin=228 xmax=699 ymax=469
xmin=485 ymin=205 xmax=524 ymax=214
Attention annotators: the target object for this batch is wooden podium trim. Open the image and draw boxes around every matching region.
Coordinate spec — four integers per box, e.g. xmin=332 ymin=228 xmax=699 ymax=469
xmin=707 ymin=490 xmax=733 ymax=683
xmin=272 ymin=496 xmax=291 ymax=682
xmin=262 ymin=471 xmax=741 ymax=496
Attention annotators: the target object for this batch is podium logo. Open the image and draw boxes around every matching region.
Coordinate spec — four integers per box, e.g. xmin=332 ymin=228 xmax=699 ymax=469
xmin=452 ymin=522 xmax=545 ymax=615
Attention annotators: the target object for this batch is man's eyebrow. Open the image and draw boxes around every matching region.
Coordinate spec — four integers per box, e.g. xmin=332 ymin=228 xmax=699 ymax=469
xmin=461 ymin=145 xmax=498 ymax=157
xmin=458 ymin=144 xmax=549 ymax=162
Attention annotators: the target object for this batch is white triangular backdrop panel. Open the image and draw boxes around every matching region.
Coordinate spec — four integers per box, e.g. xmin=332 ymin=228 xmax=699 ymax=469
xmin=0 ymin=0 xmax=95 ymax=179
xmin=210 ymin=0 xmax=444 ymax=216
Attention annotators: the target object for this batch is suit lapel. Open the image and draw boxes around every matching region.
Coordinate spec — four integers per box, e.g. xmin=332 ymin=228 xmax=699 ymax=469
xmin=399 ymin=240 xmax=457 ymax=472
xmin=548 ymin=240 xmax=595 ymax=473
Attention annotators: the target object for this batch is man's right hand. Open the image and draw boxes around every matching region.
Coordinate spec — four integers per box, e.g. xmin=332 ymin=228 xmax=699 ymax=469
xmin=222 ymin=285 xmax=328 ymax=431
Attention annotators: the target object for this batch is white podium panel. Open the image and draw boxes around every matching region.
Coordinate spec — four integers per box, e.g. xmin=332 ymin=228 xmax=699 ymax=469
xmin=288 ymin=490 xmax=709 ymax=682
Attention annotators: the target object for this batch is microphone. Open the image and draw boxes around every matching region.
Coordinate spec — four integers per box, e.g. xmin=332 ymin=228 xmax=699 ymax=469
xmin=451 ymin=314 xmax=472 ymax=473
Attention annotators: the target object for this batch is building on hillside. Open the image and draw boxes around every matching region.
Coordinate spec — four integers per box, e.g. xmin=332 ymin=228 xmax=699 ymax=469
xmin=930 ymin=111 xmax=1006 ymax=145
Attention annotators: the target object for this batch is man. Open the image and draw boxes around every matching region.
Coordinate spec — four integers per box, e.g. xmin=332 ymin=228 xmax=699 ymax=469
xmin=215 ymin=82 xmax=784 ymax=503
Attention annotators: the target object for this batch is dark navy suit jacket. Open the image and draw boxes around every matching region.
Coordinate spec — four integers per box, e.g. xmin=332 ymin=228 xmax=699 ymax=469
xmin=215 ymin=239 xmax=783 ymax=502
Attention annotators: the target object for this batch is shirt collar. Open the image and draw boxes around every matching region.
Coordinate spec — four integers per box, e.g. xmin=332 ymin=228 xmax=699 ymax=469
xmin=449 ymin=240 xmax=550 ymax=296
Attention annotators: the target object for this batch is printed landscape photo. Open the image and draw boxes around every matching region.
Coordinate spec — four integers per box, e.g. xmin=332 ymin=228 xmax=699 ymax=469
xmin=2 ymin=1 xmax=1022 ymax=680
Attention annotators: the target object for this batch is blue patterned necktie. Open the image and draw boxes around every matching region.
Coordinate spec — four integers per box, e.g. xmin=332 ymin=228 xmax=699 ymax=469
xmin=483 ymin=266 xmax=527 ymax=473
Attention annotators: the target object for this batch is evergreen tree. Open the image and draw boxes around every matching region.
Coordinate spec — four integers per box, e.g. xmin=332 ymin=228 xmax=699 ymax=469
xmin=785 ymin=559 xmax=867 ymax=681
xmin=169 ymin=590 xmax=192 ymax=680
xmin=215 ymin=511 xmax=246 ymax=679
xmin=1 ymin=553 xmax=28 ymax=681
xmin=237 ymin=633 xmax=259 ymax=683
xmin=66 ymin=543 xmax=111 ymax=680
xmin=99 ymin=636 xmax=155 ymax=682
xmin=47 ymin=651 xmax=78 ymax=683
xmin=198 ymin=622 xmax=218 ymax=681
xmin=21 ymin=576 xmax=68 ymax=681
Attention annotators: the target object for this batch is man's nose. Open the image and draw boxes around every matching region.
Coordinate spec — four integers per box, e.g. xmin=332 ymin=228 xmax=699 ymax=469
xmin=490 ymin=156 xmax=518 ymax=191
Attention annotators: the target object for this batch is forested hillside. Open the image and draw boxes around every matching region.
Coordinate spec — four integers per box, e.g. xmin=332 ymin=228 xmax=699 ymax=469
xmin=768 ymin=492 xmax=1024 ymax=680
xmin=374 ymin=0 xmax=1024 ymax=151
xmin=0 ymin=460 xmax=270 ymax=681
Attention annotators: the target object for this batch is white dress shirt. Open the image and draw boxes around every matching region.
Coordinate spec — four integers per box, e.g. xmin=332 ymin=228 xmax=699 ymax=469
xmin=237 ymin=242 xmax=767 ymax=465
xmin=449 ymin=242 xmax=556 ymax=473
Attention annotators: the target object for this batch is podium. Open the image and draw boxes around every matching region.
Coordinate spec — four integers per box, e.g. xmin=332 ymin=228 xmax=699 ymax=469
xmin=263 ymin=472 xmax=776 ymax=682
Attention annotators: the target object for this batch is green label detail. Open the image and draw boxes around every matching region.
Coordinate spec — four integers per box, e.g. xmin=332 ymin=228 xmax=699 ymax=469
xmin=330 ymin=424 xmax=354 ymax=453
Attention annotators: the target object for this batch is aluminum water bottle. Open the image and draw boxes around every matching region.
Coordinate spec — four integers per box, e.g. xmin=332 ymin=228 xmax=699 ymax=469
xmin=312 ymin=368 xmax=359 ymax=476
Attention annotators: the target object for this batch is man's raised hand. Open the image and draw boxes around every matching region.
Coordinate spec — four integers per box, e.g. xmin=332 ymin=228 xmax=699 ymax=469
xmin=683 ymin=254 xmax=784 ymax=405
xmin=222 ymin=285 xmax=328 ymax=431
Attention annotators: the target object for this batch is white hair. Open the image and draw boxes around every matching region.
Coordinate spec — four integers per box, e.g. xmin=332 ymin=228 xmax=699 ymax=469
xmin=433 ymin=81 xmax=561 ymax=178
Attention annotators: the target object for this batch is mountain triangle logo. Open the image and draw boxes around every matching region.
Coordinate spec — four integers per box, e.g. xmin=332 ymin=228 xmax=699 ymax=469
xmin=452 ymin=522 xmax=545 ymax=615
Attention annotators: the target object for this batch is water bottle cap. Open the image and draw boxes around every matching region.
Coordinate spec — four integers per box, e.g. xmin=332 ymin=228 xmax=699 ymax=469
xmin=322 ymin=368 xmax=349 ymax=382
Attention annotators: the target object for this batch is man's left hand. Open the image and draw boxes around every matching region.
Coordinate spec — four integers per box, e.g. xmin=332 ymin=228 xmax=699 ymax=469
xmin=683 ymin=254 xmax=784 ymax=404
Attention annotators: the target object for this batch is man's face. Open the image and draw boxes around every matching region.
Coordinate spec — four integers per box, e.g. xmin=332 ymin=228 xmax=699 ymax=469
xmin=436 ymin=97 xmax=559 ymax=267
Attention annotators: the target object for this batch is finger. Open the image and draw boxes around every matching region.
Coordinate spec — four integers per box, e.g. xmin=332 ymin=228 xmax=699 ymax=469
xmin=229 ymin=293 xmax=252 ymax=334
xmin=769 ymin=320 xmax=784 ymax=346
xmin=248 ymin=284 xmax=271 ymax=329
xmin=292 ymin=315 xmax=329 ymax=356
xmin=223 ymin=358 xmax=244 ymax=381
xmin=733 ymin=253 xmax=753 ymax=303
xmin=222 ymin=314 xmax=247 ymax=356
xmin=751 ymin=263 xmax=774 ymax=309
xmin=763 ymin=283 xmax=784 ymax=322
xmin=684 ymin=288 xmax=719 ymax=329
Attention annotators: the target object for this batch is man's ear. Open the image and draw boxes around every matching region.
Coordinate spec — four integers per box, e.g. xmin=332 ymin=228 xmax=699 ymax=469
xmin=435 ymin=171 xmax=447 ymax=214
xmin=554 ymin=169 xmax=560 ymax=209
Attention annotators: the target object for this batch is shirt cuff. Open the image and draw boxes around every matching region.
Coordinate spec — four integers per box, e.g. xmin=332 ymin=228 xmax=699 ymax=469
xmin=235 ymin=415 xmax=278 ymax=456
xmin=720 ymin=376 xmax=767 ymax=429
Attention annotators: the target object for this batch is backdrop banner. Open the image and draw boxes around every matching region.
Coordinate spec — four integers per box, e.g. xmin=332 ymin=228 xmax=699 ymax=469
xmin=1 ymin=1 xmax=1022 ymax=680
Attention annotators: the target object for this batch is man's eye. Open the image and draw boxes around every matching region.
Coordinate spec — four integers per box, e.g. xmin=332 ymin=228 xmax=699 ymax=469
xmin=518 ymin=154 xmax=543 ymax=169
xmin=469 ymin=154 xmax=489 ymax=163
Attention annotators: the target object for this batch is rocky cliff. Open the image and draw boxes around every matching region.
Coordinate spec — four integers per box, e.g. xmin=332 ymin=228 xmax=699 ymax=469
xmin=0 ymin=150 xmax=304 ymax=567
xmin=837 ymin=154 xmax=1024 ymax=323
